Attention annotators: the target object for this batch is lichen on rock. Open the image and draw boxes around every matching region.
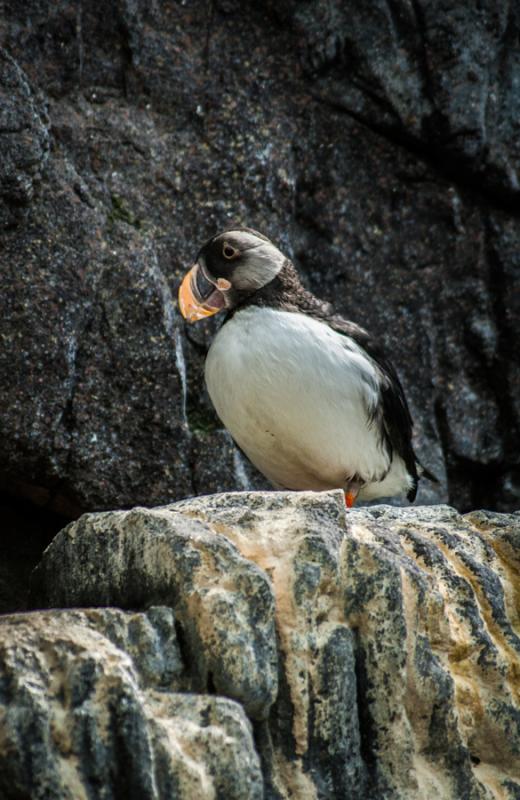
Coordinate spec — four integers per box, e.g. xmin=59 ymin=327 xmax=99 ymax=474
xmin=18 ymin=491 xmax=519 ymax=799
xmin=31 ymin=504 xmax=279 ymax=721
xmin=0 ymin=607 xmax=262 ymax=800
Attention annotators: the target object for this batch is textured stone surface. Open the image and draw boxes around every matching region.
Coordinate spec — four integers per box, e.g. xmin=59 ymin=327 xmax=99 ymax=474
xmin=0 ymin=48 xmax=49 ymax=224
xmin=28 ymin=491 xmax=520 ymax=799
xmin=278 ymin=0 xmax=520 ymax=197
xmin=31 ymin=503 xmax=278 ymax=720
xmin=0 ymin=608 xmax=263 ymax=800
xmin=0 ymin=1 xmax=519 ymax=518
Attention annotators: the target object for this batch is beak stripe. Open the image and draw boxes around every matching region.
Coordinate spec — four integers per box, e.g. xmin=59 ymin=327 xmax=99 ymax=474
xmin=178 ymin=265 xmax=226 ymax=323
xmin=195 ymin=266 xmax=215 ymax=299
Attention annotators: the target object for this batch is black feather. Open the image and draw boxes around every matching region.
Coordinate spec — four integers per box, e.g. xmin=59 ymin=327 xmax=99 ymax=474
xmin=323 ymin=316 xmax=419 ymax=501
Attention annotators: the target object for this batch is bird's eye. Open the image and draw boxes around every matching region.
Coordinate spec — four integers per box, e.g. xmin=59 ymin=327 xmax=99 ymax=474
xmin=223 ymin=243 xmax=238 ymax=260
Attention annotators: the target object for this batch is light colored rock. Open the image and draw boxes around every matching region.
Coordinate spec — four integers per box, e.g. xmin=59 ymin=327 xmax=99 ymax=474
xmin=31 ymin=505 xmax=278 ymax=721
xmin=341 ymin=503 xmax=520 ymax=800
xmin=26 ymin=492 xmax=520 ymax=799
xmin=0 ymin=608 xmax=263 ymax=800
xmin=168 ymin=493 xmax=520 ymax=800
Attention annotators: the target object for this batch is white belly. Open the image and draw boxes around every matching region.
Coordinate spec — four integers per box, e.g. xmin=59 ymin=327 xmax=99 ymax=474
xmin=205 ymin=307 xmax=411 ymax=499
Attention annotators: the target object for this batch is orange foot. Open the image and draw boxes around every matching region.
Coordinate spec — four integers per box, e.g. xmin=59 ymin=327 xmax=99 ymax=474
xmin=345 ymin=491 xmax=357 ymax=508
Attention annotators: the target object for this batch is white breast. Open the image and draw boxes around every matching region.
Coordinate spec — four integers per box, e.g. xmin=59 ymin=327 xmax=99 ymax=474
xmin=205 ymin=306 xmax=411 ymax=499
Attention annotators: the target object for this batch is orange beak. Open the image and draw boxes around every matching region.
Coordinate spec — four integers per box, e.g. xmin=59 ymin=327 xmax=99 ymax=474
xmin=178 ymin=264 xmax=226 ymax=323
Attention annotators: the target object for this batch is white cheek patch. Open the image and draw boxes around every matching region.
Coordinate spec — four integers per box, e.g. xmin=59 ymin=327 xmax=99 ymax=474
xmin=224 ymin=230 xmax=270 ymax=249
xmin=232 ymin=243 xmax=286 ymax=290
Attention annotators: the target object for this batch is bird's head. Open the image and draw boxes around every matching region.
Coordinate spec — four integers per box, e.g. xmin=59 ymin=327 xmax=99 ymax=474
xmin=178 ymin=227 xmax=286 ymax=322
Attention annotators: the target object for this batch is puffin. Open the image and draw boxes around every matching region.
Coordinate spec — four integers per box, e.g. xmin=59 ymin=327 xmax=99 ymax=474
xmin=178 ymin=227 xmax=428 ymax=507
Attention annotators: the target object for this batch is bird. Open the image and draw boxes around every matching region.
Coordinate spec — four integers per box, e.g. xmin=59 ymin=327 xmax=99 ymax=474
xmin=178 ymin=226 xmax=430 ymax=507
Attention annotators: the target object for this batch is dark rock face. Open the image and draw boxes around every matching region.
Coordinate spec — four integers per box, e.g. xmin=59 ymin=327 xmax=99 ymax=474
xmin=0 ymin=49 xmax=49 ymax=222
xmin=0 ymin=1 xmax=519 ymax=518
xmin=0 ymin=492 xmax=61 ymax=613
xmin=10 ymin=491 xmax=519 ymax=799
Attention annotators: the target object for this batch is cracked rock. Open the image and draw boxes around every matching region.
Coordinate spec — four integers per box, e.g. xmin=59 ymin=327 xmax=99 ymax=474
xmin=26 ymin=490 xmax=520 ymax=799
xmin=31 ymin=503 xmax=278 ymax=721
xmin=0 ymin=608 xmax=263 ymax=800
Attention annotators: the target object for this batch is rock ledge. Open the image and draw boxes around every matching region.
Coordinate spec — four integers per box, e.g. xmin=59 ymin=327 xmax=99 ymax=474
xmin=1 ymin=491 xmax=519 ymax=799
